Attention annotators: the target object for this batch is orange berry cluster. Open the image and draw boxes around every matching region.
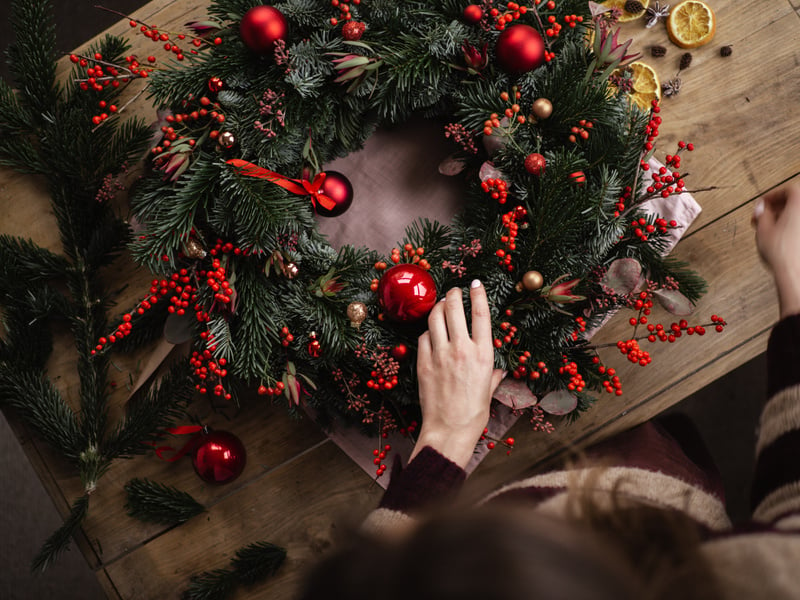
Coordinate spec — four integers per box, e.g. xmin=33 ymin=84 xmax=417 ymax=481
xmin=329 ymin=0 xmax=362 ymax=26
xmin=190 ymin=350 xmax=230 ymax=398
xmin=393 ymin=244 xmax=430 ymax=268
xmin=496 ymin=206 xmax=526 ymax=272
xmin=488 ymin=2 xmax=529 ymax=31
xmin=512 ymin=351 xmax=548 ymax=380
xmin=617 ymin=339 xmax=652 ymax=366
xmin=568 ymin=119 xmax=593 ymax=143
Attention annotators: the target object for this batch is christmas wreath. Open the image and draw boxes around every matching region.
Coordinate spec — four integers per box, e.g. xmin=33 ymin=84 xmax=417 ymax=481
xmin=84 ymin=0 xmax=722 ymax=448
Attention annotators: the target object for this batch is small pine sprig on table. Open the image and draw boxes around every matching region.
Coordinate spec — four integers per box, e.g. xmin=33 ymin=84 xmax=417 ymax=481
xmin=124 ymin=478 xmax=206 ymax=525
xmin=182 ymin=541 xmax=287 ymax=600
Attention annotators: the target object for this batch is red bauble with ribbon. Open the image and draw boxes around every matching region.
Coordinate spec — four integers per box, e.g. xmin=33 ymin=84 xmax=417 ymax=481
xmin=378 ymin=264 xmax=437 ymax=323
xmin=192 ymin=430 xmax=247 ymax=484
xmin=240 ymin=5 xmax=288 ymax=54
xmin=314 ymin=170 xmax=353 ymax=217
xmin=495 ymin=25 xmax=545 ymax=75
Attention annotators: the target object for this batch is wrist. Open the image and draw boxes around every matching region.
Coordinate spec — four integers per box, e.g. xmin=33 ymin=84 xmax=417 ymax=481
xmin=774 ymin=271 xmax=800 ymax=320
xmin=410 ymin=427 xmax=480 ymax=469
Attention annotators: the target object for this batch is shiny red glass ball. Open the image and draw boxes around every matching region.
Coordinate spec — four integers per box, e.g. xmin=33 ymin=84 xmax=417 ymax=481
xmin=495 ymin=25 xmax=545 ymax=75
xmin=315 ymin=170 xmax=354 ymax=217
xmin=192 ymin=430 xmax=247 ymax=484
xmin=240 ymin=6 xmax=288 ymax=54
xmin=463 ymin=4 xmax=484 ymax=24
xmin=378 ymin=264 xmax=437 ymax=323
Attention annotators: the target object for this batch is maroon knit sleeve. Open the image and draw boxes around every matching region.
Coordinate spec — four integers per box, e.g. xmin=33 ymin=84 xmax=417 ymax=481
xmin=379 ymin=446 xmax=466 ymax=513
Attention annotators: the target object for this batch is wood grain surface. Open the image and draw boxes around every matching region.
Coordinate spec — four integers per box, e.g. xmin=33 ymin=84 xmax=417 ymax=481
xmin=2 ymin=0 xmax=799 ymax=597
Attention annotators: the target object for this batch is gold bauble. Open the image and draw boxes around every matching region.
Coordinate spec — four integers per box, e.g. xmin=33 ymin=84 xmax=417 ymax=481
xmin=285 ymin=262 xmax=299 ymax=279
xmin=184 ymin=238 xmax=207 ymax=259
xmin=347 ymin=301 xmax=367 ymax=328
xmin=218 ymin=131 xmax=236 ymax=149
xmin=522 ymin=270 xmax=544 ymax=291
xmin=531 ymin=98 xmax=553 ymax=120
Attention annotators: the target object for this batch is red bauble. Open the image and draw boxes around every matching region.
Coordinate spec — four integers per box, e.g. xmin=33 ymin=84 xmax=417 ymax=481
xmin=342 ymin=21 xmax=366 ymax=41
xmin=463 ymin=4 xmax=484 ymax=24
xmin=570 ymin=170 xmax=587 ymax=186
xmin=391 ymin=343 xmax=408 ymax=360
xmin=207 ymin=76 xmax=224 ymax=93
xmin=495 ymin=25 xmax=545 ymax=75
xmin=378 ymin=264 xmax=437 ymax=323
xmin=192 ymin=430 xmax=247 ymax=484
xmin=315 ymin=170 xmax=354 ymax=217
xmin=524 ymin=153 xmax=546 ymax=175
xmin=240 ymin=6 xmax=288 ymax=54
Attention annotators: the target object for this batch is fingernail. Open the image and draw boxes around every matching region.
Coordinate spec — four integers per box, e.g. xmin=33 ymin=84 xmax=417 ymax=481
xmin=471 ymin=279 xmax=482 ymax=289
xmin=754 ymin=198 xmax=765 ymax=221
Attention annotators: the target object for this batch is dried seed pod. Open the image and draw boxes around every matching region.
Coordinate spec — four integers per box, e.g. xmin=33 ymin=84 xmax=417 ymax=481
xmin=651 ymin=45 xmax=667 ymax=58
xmin=679 ymin=52 xmax=693 ymax=71
xmin=624 ymin=0 xmax=645 ymax=14
xmin=720 ymin=45 xmax=733 ymax=57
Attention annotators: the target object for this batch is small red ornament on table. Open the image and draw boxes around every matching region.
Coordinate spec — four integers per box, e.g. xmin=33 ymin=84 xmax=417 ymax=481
xmin=377 ymin=264 xmax=437 ymax=322
xmin=240 ymin=5 xmax=288 ymax=54
xmin=524 ymin=153 xmax=546 ymax=175
xmin=495 ymin=24 xmax=545 ymax=75
xmin=192 ymin=430 xmax=247 ymax=484
xmin=314 ymin=170 xmax=354 ymax=217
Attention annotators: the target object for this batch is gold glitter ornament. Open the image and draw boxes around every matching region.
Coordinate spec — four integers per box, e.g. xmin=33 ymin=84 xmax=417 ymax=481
xmin=347 ymin=301 xmax=367 ymax=328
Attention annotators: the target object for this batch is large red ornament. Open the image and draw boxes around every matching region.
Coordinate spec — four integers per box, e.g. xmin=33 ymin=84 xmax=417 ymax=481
xmin=495 ymin=25 xmax=545 ymax=75
xmin=240 ymin=5 xmax=288 ymax=54
xmin=192 ymin=430 xmax=247 ymax=484
xmin=314 ymin=170 xmax=354 ymax=217
xmin=524 ymin=153 xmax=546 ymax=175
xmin=378 ymin=264 xmax=437 ymax=323
xmin=463 ymin=4 xmax=484 ymax=24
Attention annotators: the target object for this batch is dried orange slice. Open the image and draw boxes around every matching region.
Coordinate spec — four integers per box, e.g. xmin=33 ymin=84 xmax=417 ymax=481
xmin=613 ymin=61 xmax=661 ymax=111
xmin=667 ymin=1 xmax=716 ymax=48
xmin=600 ymin=0 xmax=650 ymax=22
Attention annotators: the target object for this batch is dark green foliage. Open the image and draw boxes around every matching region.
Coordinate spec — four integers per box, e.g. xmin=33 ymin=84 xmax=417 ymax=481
xmin=124 ymin=478 xmax=205 ymax=524
xmin=182 ymin=541 xmax=287 ymax=600
xmin=31 ymin=494 xmax=90 ymax=573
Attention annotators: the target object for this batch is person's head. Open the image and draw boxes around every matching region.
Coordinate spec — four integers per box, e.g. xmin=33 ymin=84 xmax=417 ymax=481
xmin=299 ymin=500 xmax=721 ymax=600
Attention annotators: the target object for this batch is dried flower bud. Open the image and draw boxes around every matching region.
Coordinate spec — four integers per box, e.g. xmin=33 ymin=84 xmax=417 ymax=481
xmin=679 ymin=52 xmax=693 ymax=70
xmin=624 ymin=0 xmax=645 ymax=14
xmin=720 ymin=45 xmax=733 ymax=57
xmin=650 ymin=45 xmax=667 ymax=58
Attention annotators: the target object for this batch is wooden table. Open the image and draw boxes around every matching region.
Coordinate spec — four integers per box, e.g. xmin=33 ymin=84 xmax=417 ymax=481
xmin=3 ymin=1 xmax=799 ymax=597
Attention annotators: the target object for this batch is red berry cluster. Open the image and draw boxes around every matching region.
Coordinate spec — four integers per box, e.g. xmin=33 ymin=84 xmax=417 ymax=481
xmin=151 ymin=96 xmax=226 ymax=158
xmin=391 ymin=244 xmax=431 ymax=269
xmin=489 ymin=2 xmax=529 ymax=31
xmin=190 ymin=350 xmax=230 ymax=398
xmin=630 ymin=216 xmax=678 ymax=242
xmin=366 ymin=347 xmax=400 ymax=391
xmin=481 ymin=428 xmax=517 ymax=453
xmin=568 ymin=119 xmax=593 ymax=143
xmin=614 ymin=185 xmax=633 ymax=217
xmin=494 ymin=320 xmax=521 ymax=349
xmin=257 ymin=381 xmax=286 ymax=396
xmin=481 ymin=177 xmax=509 ymax=204
xmin=569 ymin=316 xmax=587 ymax=341
xmin=329 ymin=0 xmax=362 ymax=26
xmin=640 ymin=100 xmax=662 ymax=171
xmin=558 ymin=360 xmax=586 ymax=392
xmin=372 ymin=443 xmax=392 ymax=477
xmin=70 ymin=51 xmax=149 ymax=91
xmin=593 ymin=356 xmax=623 ymax=395
xmin=617 ymin=339 xmax=652 ymax=366
xmin=280 ymin=326 xmax=294 ymax=348
xmin=166 ymin=269 xmax=195 ymax=316
xmin=126 ymin=17 xmax=221 ymax=59
xmin=496 ymin=206 xmax=526 ymax=272
xmin=512 ymin=352 xmax=548 ymax=380
xmin=204 ymin=258 xmax=234 ymax=307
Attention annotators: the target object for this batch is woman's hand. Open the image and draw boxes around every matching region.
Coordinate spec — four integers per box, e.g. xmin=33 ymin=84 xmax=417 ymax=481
xmin=410 ymin=280 xmax=505 ymax=468
xmin=754 ymin=184 xmax=800 ymax=319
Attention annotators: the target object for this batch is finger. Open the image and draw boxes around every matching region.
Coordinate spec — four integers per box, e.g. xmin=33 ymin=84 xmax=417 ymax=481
xmin=443 ymin=287 xmax=469 ymax=343
xmin=469 ymin=279 xmax=493 ymax=346
xmin=490 ymin=369 xmax=506 ymax=393
xmin=417 ymin=330 xmax=432 ymax=367
xmin=427 ymin=297 xmax=449 ymax=348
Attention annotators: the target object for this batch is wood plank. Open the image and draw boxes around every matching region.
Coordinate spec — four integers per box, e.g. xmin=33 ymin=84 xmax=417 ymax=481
xmin=102 ymin=441 xmax=381 ymax=600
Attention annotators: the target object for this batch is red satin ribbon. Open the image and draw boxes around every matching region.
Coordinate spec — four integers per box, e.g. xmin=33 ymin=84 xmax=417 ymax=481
xmin=227 ymin=159 xmax=337 ymax=211
xmin=147 ymin=425 xmax=205 ymax=462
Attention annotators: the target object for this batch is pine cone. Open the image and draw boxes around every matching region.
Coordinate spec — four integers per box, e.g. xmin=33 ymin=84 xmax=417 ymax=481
xmin=625 ymin=0 xmax=645 ymax=13
xmin=720 ymin=45 xmax=733 ymax=57
xmin=650 ymin=45 xmax=667 ymax=58
xmin=679 ymin=52 xmax=693 ymax=70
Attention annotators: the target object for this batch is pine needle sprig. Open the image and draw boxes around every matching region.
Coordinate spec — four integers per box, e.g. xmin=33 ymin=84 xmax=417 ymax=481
xmin=124 ymin=478 xmax=205 ymax=525
xmin=31 ymin=494 xmax=90 ymax=573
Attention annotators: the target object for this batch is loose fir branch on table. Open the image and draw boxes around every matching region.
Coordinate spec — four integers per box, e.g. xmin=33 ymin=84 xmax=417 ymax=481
xmin=0 ymin=0 xmax=194 ymax=571
xmin=81 ymin=0 xmax=726 ymax=475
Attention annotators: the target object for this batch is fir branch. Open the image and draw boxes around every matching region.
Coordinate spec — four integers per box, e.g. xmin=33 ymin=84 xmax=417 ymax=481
xmin=124 ymin=478 xmax=205 ymax=525
xmin=31 ymin=493 xmax=90 ymax=573
xmin=182 ymin=541 xmax=287 ymax=600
